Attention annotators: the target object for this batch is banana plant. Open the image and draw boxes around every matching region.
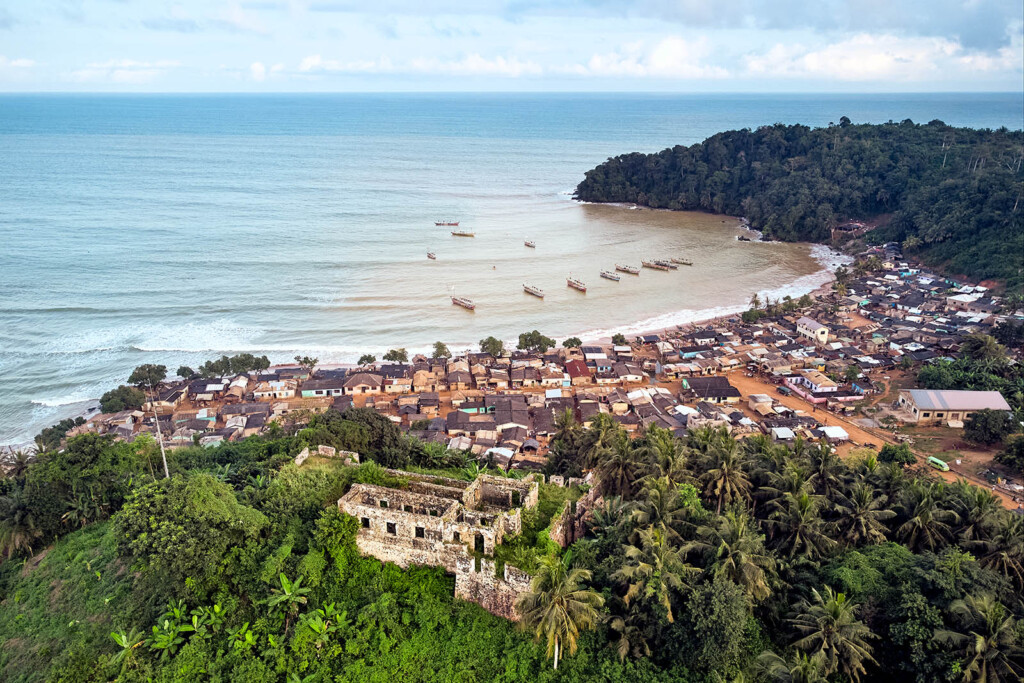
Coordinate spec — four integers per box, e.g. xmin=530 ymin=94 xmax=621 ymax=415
xmin=109 ymin=627 xmax=145 ymax=667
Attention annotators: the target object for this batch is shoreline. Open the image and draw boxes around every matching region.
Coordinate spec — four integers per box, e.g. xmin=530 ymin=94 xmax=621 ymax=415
xmin=5 ymin=244 xmax=845 ymax=450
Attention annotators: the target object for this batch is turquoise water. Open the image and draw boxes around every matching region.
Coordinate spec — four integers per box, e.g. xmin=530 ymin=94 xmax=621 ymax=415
xmin=1 ymin=93 xmax=1021 ymax=445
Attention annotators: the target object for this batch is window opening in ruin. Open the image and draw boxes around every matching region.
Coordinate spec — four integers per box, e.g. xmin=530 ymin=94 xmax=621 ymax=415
xmin=511 ymin=491 xmax=521 ymax=506
xmin=415 ymin=526 xmax=425 ymax=538
xmin=453 ymin=531 xmax=460 ymax=542
xmin=380 ymin=500 xmax=389 ymax=508
xmin=361 ymin=517 xmax=370 ymax=528
xmin=404 ymin=504 xmax=413 ymax=512
xmin=429 ymin=509 xmax=438 ymax=517
xmin=387 ymin=522 xmax=396 ymax=535
xmin=474 ymin=533 xmax=484 ymax=554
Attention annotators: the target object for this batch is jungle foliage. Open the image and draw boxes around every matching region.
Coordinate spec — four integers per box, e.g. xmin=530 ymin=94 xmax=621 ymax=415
xmin=574 ymin=120 xmax=1024 ymax=291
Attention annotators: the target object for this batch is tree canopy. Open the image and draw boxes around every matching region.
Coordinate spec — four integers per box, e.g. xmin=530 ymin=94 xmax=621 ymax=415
xmin=575 ymin=120 xmax=1024 ymax=292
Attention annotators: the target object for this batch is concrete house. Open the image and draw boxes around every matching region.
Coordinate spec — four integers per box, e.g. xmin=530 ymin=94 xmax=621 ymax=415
xmin=344 ymin=373 xmax=384 ymax=396
xmin=897 ymin=389 xmax=1012 ymax=427
xmin=796 ymin=317 xmax=830 ymax=346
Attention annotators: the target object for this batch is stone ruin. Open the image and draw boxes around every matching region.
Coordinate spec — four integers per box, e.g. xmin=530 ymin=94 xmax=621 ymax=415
xmin=337 ymin=471 xmax=540 ymax=620
xmin=295 ymin=445 xmax=360 ymax=467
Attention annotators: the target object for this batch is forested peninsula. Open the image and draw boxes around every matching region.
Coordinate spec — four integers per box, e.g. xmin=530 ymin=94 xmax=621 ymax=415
xmin=574 ymin=120 xmax=1024 ymax=292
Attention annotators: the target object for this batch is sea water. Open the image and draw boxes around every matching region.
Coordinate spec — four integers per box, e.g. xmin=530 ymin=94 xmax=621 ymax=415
xmin=1 ymin=92 xmax=1021 ymax=445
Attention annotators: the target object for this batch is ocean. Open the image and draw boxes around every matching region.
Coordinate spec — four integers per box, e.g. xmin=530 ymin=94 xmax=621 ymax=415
xmin=1 ymin=92 xmax=1021 ymax=446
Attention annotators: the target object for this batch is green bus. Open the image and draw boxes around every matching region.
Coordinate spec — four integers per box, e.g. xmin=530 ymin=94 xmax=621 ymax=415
xmin=927 ymin=456 xmax=950 ymax=472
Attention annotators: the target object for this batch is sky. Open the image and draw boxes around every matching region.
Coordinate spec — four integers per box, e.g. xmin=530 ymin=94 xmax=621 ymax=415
xmin=0 ymin=0 xmax=1022 ymax=92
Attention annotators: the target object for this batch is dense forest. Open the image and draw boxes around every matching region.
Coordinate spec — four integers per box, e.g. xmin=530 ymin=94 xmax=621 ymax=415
xmin=1 ymin=403 xmax=1022 ymax=682
xmin=574 ymin=120 xmax=1024 ymax=292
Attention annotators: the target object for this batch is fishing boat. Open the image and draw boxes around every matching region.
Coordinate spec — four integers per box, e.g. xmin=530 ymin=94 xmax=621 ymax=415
xmin=670 ymin=257 xmax=694 ymax=265
xmin=523 ymin=283 xmax=545 ymax=298
xmin=451 ymin=295 xmax=476 ymax=310
xmin=427 ymin=252 xmax=436 ymax=260
xmin=524 ymin=240 xmax=536 ymax=248
xmin=567 ymin=276 xmax=587 ymax=293
xmin=642 ymin=260 xmax=671 ymax=271
xmin=655 ymin=260 xmax=678 ymax=270
xmin=451 ymin=230 xmax=475 ymax=237
xmin=615 ymin=264 xmax=641 ymax=275
xmin=600 ymin=270 xmax=621 ymax=281
xmin=435 ymin=220 xmax=460 ymax=226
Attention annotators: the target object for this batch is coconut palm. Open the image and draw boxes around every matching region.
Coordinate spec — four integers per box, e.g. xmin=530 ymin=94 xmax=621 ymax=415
xmin=588 ymin=496 xmax=628 ymax=542
xmin=613 ymin=526 xmax=699 ymax=623
xmin=596 ymin=440 xmax=646 ymax=499
xmin=516 ymin=553 xmax=604 ymax=670
xmin=0 ymin=487 xmax=43 ymax=559
xmin=807 ymin=444 xmax=844 ymax=499
xmin=688 ymin=510 xmax=776 ymax=604
xmin=972 ymin=515 xmax=1024 ymax=591
xmin=607 ymin=605 xmax=652 ymax=662
xmin=950 ymin=480 xmax=1000 ymax=545
xmin=756 ymin=649 xmax=829 ymax=683
xmin=4 ymin=450 xmax=34 ymax=480
xmin=789 ymin=586 xmax=877 ymax=682
xmin=934 ymin=594 xmax=1023 ymax=682
xmin=639 ymin=424 xmax=690 ymax=483
xmin=766 ymin=492 xmax=836 ymax=561
xmin=761 ymin=462 xmax=814 ymax=512
xmin=831 ymin=482 xmax=895 ymax=547
xmin=897 ymin=483 xmax=959 ymax=552
xmin=582 ymin=414 xmax=623 ymax=468
xmin=629 ymin=476 xmax=690 ymax=542
xmin=701 ymin=439 xmax=752 ymax=514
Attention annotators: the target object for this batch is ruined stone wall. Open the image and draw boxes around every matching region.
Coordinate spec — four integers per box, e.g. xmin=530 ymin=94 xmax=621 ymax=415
xmin=454 ymin=555 xmax=533 ymax=621
xmin=550 ymin=484 xmax=603 ymax=548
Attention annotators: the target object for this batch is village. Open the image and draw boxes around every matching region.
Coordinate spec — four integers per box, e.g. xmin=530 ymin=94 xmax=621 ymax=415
xmin=62 ymin=243 xmax=1024 ymax=509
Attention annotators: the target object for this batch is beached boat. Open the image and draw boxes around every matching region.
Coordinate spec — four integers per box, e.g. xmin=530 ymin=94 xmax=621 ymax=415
xmin=524 ymin=240 xmax=536 ymax=248
xmin=451 ymin=230 xmax=475 ymax=237
xmin=523 ymin=283 xmax=544 ymax=298
xmin=670 ymin=257 xmax=693 ymax=265
xmin=642 ymin=260 xmax=671 ymax=271
xmin=451 ymin=295 xmax=476 ymax=310
xmin=615 ymin=264 xmax=640 ymax=275
xmin=435 ymin=220 xmax=460 ymax=226
xmin=567 ymin=276 xmax=587 ymax=293
xmin=600 ymin=270 xmax=621 ymax=281
xmin=427 ymin=252 xmax=436 ymax=260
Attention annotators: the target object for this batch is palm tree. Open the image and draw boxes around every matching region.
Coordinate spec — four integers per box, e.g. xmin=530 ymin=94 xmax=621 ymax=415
xmin=581 ymin=414 xmax=622 ymax=468
xmin=756 ymin=650 xmax=829 ymax=683
xmin=766 ymin=492 xmax=836 ymax=561
xmin=701 ymin=439 xmax=752 ymax=514
xmin=596 ymin=440 xmax=645 ymax=499
xmin=688 ymin=510 xmax=776 ymax=604
xmin=807 ymin=444 xmax=844 ymax=499
xmin=516 ymin=553 xmax=604 ymax=670
xmin=789 ymin=586 xmax=877 ymax=682
xmin=629 ymin=476 xmax=689 ymax=542
xmin=934 ymin=594 xmax=1023 ymax=682
xmin=639 ymin=424 xmax=690 ymax=483
xmin=613 ymin=526 xmax=699 ymax=623
xmin=760 ymin=462 xmax=814 ymax=512
xmin=897 ymin=483 xmax=959 ymax=552
xmin=607 ymin=605 xmax=652 ymax=662
xmin=972 ymin=515 xmax=1024 ymax=591
xmin=950 ymin=480 xmax=1000 ymax=545
xmin=831 ymin=482 xmax=895 ymax=547
xmin=588 ymin=496 xmax=628 ymax=542
xmin=4 ymin=450 xmax=34 ymax=480
xmin=0 ymin=487 xmax=43 ymax=559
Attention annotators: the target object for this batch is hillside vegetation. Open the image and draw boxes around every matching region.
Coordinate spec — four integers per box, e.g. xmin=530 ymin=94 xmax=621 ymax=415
xmin=2 ymin=405 xmax=1022 ymax=681
xmin=574 ymin=119 xmax=1024 ymax=291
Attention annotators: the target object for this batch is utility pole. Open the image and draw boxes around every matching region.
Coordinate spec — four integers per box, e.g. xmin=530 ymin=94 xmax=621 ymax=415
xmin=147 ymin=387 xmax=170 ymax=478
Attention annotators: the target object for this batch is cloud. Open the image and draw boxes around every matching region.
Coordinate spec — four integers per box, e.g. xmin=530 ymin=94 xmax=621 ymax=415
xmin=0 ymin=56 xmax=35 ymax=68
xmin=142 ymin=17 xmax=201 ymax=33
xmin=570 ymin=37 xmax=728 ymax=78
xmin=409 ymin=54 xmax=542 ymax=77
xmin=212 ymin=2 xmax=269 ymax=34
xmin=575 ymin=0 xmax=1022 ymax=51
xmin=746 ymin=33 xmax=1023 ymax=81
xmin=250 ymin=62 xmax=266 ymax=81
xmin=297 ymin=53 xmax=540 ymax=77
xmin=70 ymin=59 xmax=180 ymax=84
